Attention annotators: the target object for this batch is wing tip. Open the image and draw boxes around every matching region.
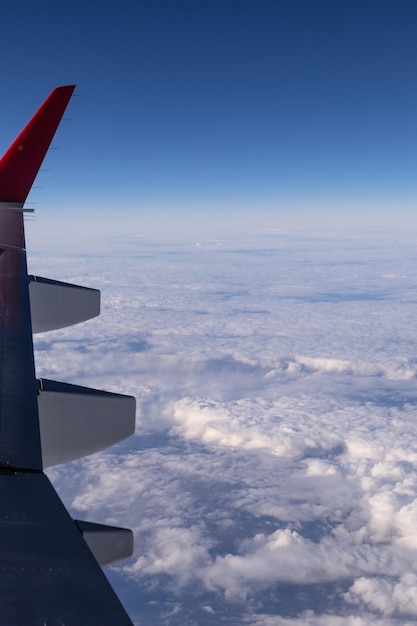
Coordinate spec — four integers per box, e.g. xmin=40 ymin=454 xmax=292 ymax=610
xmin=0 ymin=85 xmax=76 ymax=203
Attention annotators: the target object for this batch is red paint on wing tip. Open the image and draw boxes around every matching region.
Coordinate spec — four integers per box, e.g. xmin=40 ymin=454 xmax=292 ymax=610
xmin=0 ymin=85 xmax=76 ymax=203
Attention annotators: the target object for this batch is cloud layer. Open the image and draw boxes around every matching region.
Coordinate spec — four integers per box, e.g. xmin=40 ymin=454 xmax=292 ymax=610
xmin=32 ymin=230 xmax=417 ymax=624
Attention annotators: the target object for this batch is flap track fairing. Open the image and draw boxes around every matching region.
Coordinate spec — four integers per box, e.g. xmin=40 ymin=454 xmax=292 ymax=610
xmin=38 ymin=378 xmax=136 ymax=468
xmin=29 ymin=275 xmax=100 ymax=333
xmin=75 ymin=520 xmax=134 ymax=566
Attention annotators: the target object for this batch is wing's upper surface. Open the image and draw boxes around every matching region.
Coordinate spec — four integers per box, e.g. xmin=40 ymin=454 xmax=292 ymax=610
xmin=0 ymin=207 xmax=41 ymax=469
xmin=0 ymin=473 xmax=134 ymax=625
xmin=0 ymin=87 xmax=135 ymax=624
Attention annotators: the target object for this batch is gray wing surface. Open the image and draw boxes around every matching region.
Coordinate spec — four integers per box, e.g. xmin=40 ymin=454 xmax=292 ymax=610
xmin=0 ymin=473 xmax=133 ymax=625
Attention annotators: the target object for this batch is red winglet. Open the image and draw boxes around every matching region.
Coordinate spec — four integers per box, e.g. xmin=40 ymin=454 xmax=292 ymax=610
xmin=0 ymin=85 xmax=75 ymax=203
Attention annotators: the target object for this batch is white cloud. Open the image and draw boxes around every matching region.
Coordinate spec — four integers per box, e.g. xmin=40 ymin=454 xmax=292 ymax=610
xmin=346 ymin=574 xmax=417 ymax=617
xmin=245 ymin=612 xmax=409 ymax=625
xmin=202 ymin=528 xmax=417 ymax=599
xmin=33 ymin=232 xmax=417 ymax=624
xmin=127 ymin=526 xmax=210 ymax=584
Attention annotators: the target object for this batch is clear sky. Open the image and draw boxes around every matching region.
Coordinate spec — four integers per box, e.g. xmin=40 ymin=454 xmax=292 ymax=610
xmin=1 ymin=0 xmax=417 ymax=236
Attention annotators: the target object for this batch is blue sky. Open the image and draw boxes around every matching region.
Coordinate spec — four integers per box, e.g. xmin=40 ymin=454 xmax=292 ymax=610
xmin=1 ymin=1 xmax=417 ymax=235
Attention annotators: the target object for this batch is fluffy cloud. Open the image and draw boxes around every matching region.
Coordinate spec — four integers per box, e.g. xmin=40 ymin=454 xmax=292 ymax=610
xmin=346 ymin=574 xmax=417 ymax=617
xmin=32 ymin=231 xmax=417 ymax=624
xmin=245 ymin=613 xmax=410 ymax=625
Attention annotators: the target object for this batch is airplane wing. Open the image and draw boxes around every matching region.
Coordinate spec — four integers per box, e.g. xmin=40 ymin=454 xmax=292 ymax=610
xmin=0 ymin=87 xmax=136 ymax=624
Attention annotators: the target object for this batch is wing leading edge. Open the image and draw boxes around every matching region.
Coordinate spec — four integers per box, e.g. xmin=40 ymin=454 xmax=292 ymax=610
xmin=0 ymin=87 xmax=135 ymax=625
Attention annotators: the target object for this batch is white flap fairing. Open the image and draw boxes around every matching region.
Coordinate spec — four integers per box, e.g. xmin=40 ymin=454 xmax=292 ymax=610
xmin=38 ymin=378 xmax=136 ymax=468
xmin=29 ymin=275 xmax=100 ymax=333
